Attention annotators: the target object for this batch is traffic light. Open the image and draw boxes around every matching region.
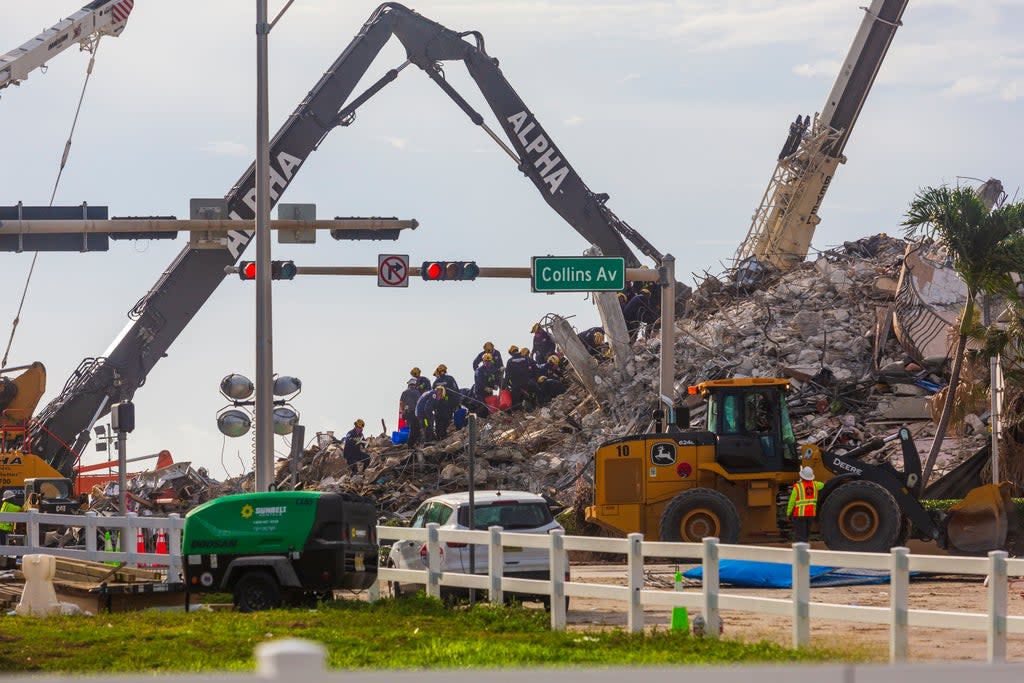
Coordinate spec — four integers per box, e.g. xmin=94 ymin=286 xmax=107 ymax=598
xmin=237 ymin=260 xmax=297 ymax=280
xmin=421 ymin=261 xmax=479 ymax=281
xmin=271 ymin=260 xmax=297 ymax=280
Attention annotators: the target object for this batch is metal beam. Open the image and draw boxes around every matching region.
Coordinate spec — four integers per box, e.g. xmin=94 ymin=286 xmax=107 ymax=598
xmin=234 ymin=265 xmax=660 ymax=281
xmin=0 ymin=218 xmax=418 ymax=234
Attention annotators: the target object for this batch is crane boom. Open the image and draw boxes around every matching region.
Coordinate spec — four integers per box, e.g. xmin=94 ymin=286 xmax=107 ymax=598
xmin=735 ymin=0 xmax=908 ymax=271
xmin=0 ymin=0 xmax=134 ymax=91
xmin=30 ymin=2 xmax=664 ymax=476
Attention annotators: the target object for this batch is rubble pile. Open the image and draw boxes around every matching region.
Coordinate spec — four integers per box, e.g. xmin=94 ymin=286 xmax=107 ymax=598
xmin=274 ymin=234 xmax=985 ymax=518
xmin=89 ymin=462 xmax=240 ymax=515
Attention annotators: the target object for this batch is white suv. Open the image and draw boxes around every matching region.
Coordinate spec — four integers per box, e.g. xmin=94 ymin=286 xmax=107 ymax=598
xmin=387 ymin=490 xmax=567 ymax=608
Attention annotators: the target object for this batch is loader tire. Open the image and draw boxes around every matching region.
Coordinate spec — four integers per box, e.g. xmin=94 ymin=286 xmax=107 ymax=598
xmin=819 ymin=480 xmax=901 ymax=552
xmin=659 ymin=488 xmax=740 ymax=544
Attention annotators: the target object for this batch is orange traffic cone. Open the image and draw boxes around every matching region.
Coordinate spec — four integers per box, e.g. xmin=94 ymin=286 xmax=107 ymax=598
xmin=154 ymin=529 xmax=169 ymax=567
xmin=136 ymin=528 xmax=148 ymax=567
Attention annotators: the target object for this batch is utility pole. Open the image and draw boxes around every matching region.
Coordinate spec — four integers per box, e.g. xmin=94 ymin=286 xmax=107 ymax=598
xmin=254 ymin=0 xmax=274 ymax=492
xmin=659 ymin=254 xmax=676 ymax=404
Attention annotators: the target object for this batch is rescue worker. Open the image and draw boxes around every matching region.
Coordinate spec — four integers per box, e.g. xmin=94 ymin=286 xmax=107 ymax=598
xmin=531 ymin=323 xmax=556 ymax=363
xmin=410 ymin=367 xmax=431 ymax=394
xmin=578 ymin=327 xmax=606 ymax=358
xmin=0 ymin=490 xmax=21 ymax=545
xmin=543 ymin=354 xmax=566 ymax=381
xmin=415 ymin=387 xmax=440 ymax=443
xmin=432 ymin=364 xmax=459 ymax=394
xmin=787 ymin=466 xmax=824 ymax=543
xmin=622 ymin=289 xmax=655 ymax=343
xmin=503 ymin=347 xmax=533 ymax=410
xmin=432 ymin=386 xmax=456 ymax=439
xmin=536 ymin=375 xmax=567 ymax=405
xmin=472 ymin=342 xmax=503 ymax=372
xmin=399 ymin=379 xmax=423 ymax=447
xmin=473 ymin=356 xmax=501 ymax=413
xmin=343 ymin=419 xmax=370 ymax=473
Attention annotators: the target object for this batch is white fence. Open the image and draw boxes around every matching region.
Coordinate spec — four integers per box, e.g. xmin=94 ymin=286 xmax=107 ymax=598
xmin=377 ymin=523 xmax=1023 ymax=663
xmin=0 ymin=509 xmax=183 ymax=580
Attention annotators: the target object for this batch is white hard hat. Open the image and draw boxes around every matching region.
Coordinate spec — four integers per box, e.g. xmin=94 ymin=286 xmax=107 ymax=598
xmin=799 ymin=466 xmax=815 ymax=481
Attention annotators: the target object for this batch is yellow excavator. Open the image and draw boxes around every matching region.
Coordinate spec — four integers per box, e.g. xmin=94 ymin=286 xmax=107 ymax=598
xmin=586 ymin=378 xmax=1015 ymax=554
xmin=0 ymin=362 xmax=68 ymax=492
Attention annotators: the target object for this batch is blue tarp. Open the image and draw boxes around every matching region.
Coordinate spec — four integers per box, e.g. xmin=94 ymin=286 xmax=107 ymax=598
xmin=684 ymin=559 xmax=893 ymax=588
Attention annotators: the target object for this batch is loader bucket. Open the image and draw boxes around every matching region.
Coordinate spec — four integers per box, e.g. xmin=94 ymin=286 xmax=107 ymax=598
xmin=944 ymin=482 xmax=1015 ymax=555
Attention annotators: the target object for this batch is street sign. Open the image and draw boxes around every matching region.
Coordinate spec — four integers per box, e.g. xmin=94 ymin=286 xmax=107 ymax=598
xmin=378 ymin=253 xmax=410 ymax=287
xmin=531 ymin=256 xmax=625 ymax=292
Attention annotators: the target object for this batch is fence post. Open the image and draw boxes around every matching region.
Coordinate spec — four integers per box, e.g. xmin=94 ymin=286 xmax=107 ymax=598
xmin=890 ymin=546 xmax=909 ymax=662
xmin=256 ymin=638 xmax=326 ymax=678
xmin=125 ymin=512 xmax=139 ymax=567
xmin=702 ymin=536 xmax=720 ymax=639
xmin=84 ymin=512 xmax=98 ymax=559
xmin=791 ymin=542 xmax=810 ymax=648
xmin=549 ymin=529 xmax=566 ymax=631
xmin=488 ymin=526 xmax=503 ymax=605
xmin=988 ymin=550 xmax=1008 ymax=662
xmin=426 ymin=522 xmax=441 ymax=599
xmin=627 ymin=533 xmax=644 ymax=633
xmin=25 ymin=509 xmax=38 ymax=553
xmin=167 ymin=514 xmax=183 ymax=582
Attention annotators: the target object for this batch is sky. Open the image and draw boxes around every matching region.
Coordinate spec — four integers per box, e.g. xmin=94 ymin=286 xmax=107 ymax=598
xmin=1 ymin=0 xmax=1021 ymax=480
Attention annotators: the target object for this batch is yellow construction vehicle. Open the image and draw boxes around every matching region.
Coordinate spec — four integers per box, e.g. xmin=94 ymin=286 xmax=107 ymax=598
xmin=0 ymin=363 xmax=68 ymax=493
xmin=586 ymin=378 xmax=1014 ymax=554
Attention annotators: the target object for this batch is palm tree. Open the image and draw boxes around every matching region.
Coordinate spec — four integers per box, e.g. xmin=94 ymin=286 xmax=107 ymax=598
xmin=902 ymin=185 xmax=1024 ymax=486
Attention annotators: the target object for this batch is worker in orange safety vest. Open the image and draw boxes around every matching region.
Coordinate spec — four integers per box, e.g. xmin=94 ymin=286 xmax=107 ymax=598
xmin=787 ymin=466 xmax=824 ymax=543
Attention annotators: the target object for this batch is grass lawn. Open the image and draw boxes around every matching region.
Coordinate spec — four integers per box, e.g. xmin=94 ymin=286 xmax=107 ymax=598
xmin=0 ymin=595 xmax=867 ymax=673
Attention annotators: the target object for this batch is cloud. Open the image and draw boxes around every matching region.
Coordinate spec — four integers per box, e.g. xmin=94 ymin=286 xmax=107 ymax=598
xmin=793 ymin=60 xmax=840 ymax=79
xmin=382 ymin=136 xmax=409 ymax=150
xmin=563 ymin=115 xmax=584 ymax=126
xmin=200 ymin=140 xmax=249 ymax=157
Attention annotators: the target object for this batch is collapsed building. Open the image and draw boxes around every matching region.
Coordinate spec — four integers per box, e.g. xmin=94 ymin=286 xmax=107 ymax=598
xmin=272 ymin=234 xmax=998 ymax=521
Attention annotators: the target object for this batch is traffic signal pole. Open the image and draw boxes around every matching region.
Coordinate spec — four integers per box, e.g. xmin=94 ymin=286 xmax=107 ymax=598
xmin=255 ymin=0 xmax=274 ymax=492
xmin=250 ymin=265 xmax=660 ymax=281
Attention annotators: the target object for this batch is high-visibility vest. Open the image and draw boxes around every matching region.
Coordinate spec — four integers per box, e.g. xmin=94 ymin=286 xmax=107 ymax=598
xmin=0 ymin=501 xmax=22 ymax=532
xmin=787 ymin=480 xmax=823 ymax=518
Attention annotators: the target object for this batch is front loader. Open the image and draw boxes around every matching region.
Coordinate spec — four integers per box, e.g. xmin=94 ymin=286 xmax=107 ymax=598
xmin=585 ymin=378 xmax=1015 ymax=554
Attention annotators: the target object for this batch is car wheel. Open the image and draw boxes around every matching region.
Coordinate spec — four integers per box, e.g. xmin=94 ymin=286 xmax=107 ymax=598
xmin=819 ymin=480 xmax=901 ymax=552
xmin=233 ymin=571 xmax=282 ymax=613
xmin=659 ymin=488 xmax=740 ymax=544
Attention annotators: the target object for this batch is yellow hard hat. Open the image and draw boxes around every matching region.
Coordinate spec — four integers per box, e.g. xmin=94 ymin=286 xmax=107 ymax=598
xmin=594 ymin=331 xmax=605 ymax=345
xmin=548 ymin=355 xmax=559 ymax=365
xmin=411 ymin=367 xmax=421 ymax=377
xmin=520 ymin=347 xmax=530 ymax=357
xmin=354 ymin=419 xmax=365 ymax=429
xmin=508 ymin=345 xmax=519 ymax=355
xmin=538 ymin=375 xmax=547 ymax=383
xmin=482 ymin=353 xmax=493 ymax=362
xmin=531 ymin=323 xmax=541 ymax=333
xmin=434 ymin=364 xmax=447 ymax=376
xmin=617 ymin=292 xmax=627 ymax=303
xmin=483 ymin=341 xmax=494 ymax=352
xmin=435 ymin=386 xmax=447 ymax=398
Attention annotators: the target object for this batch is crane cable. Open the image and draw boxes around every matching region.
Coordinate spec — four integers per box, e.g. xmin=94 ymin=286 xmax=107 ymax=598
xmin=1 ymin=38 xmax=103 ymax=369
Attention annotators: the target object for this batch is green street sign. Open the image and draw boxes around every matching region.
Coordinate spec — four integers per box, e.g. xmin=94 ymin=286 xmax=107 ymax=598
xmin=531 ymin=256 xmax=625 ymax=292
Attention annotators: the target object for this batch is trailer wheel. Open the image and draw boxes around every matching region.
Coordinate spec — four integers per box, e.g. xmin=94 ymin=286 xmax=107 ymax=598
xmin=233 ymin=570 xmax=282 ymax=612
xmin=659 ymin=488 xmax=740 ymax=544
xmin=819 ymin=480 xmax=901 ymax=552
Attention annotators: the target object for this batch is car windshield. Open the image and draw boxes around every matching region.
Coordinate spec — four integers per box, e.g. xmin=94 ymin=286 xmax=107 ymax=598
xmin=457 ymin=501 xmax=553 ymax=530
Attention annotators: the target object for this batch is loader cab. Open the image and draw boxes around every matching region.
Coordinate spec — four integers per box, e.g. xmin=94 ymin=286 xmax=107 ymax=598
xmin=699 ymin=379 xmax=799 ymax=474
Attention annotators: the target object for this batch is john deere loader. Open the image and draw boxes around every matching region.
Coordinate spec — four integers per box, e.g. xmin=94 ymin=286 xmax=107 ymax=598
xmin=586 ymin=378 xmax=1015 ymax=554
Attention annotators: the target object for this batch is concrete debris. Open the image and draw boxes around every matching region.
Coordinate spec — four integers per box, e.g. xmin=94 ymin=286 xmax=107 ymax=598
xmin=266 ymin=234 xmax=984 ymax=519
xmin=87 ymin=462 xmax=237 ymax=515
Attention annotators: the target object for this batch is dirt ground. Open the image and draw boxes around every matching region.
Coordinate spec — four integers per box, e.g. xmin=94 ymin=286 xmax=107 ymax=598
xmin=564 ymin=561 xmax=1024 ymax=662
